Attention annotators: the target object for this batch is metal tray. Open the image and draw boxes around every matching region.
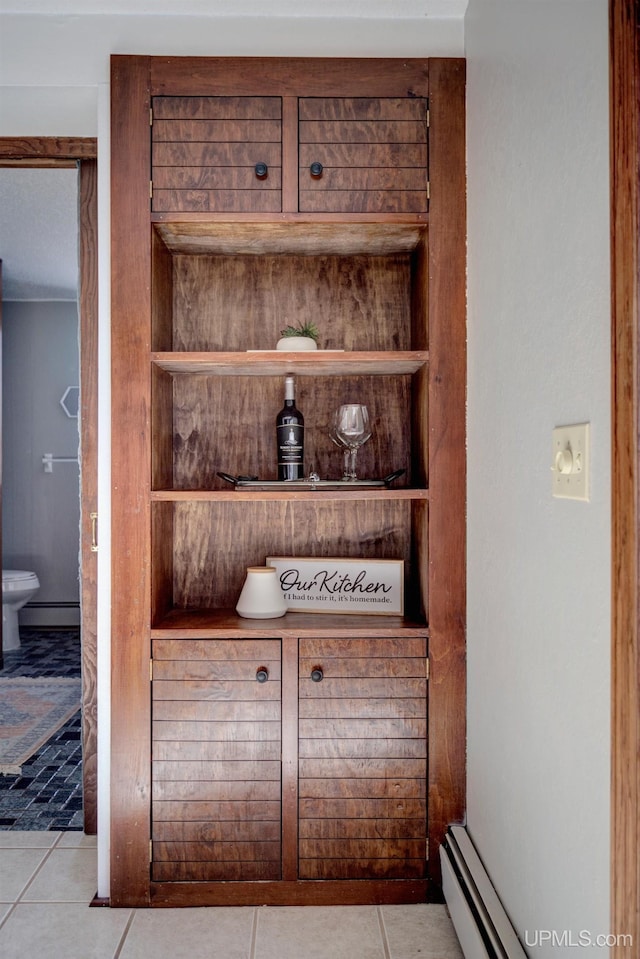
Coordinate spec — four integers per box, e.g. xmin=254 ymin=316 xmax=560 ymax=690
xmin=217 ymin=470 xmax=405 ymax=490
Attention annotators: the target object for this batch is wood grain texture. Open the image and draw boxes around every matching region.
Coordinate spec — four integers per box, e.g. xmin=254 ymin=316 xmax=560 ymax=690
xmin=151 ymin=352 xmax=427 ymax=377
xmin=151 ymin=638 xmax=282 ymax=882
xmin=110 ymin=55 xmax=153 ymax=907
xmin=298 ymin=636 xmax=427 ymax=881
xmin=149 ymin=57 xmax=429 ymax=99
xmin=152 ymin=96 xmax=282 ymax=214
xmin=167 ymin=499 xmax=414 ymax=611
xmin=150 ymin=608 xmax=428 ymax=636
xmin=154 ymin=220 xmax=426 ymax=257
xmin=426 ymin=58 xmax=467 ymax=888
xmin=149 ymin=878 xmax=429 ymax=906
xmin=298 ymin=98 xmax=427 ymax=214
xmin=111 ymin=54 xmax=466 ymax=906
xmin=0 ymin=137 xmax=97 ymax=159
xmin=281 ymin=633 xmax=299 ymax=880
xmin=170 ymin=373 xmax=411 ymax=490
xmin=170 ymin=252 xmax=411 ymax=351
xmin=609 ymin=2 xmax=640 ymax=953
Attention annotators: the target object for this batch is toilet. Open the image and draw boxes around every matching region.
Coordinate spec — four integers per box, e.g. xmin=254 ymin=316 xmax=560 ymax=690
xmin=2 ymin=570 xmax=40 ymax=652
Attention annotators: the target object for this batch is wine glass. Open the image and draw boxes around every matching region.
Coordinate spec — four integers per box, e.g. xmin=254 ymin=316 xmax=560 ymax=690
xmin=333 ymin=404 xmax=372 ymax=480
xmin=329 ymin=415 xmax=351 ymax=480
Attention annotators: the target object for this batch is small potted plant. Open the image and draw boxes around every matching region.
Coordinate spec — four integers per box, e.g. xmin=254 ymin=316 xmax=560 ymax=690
xmin=276 ymin=321 xmax=320 ymax=351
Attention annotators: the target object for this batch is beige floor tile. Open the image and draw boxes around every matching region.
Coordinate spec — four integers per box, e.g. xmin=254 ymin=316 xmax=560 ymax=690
xmin=119 ymin=907 xmax=255 ymax=959
xmin=57 ymin=831 xmax=98 ymax=848
xmin=21 ymin=846 xmax=97 ymax=903
xmin=0 ymin=830 xmax=60 ymax=848
xmin=255 ymin=905 xmax=386 ymax=959
xmin=0 ymin=902 xmax=131 ymax=959
xmin=0 ymin=848 xmax=50 ymax=902
xmin=380 ymin=904 xmax=464 ymax=959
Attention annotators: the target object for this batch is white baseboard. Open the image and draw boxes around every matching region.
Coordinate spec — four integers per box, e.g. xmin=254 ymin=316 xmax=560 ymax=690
xmin=440 ymin=826 xmax=527 ymax=959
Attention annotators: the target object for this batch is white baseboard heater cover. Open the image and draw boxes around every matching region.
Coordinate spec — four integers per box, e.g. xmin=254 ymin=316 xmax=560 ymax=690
xmin=440 ymin=826 xmax=527 ymax=959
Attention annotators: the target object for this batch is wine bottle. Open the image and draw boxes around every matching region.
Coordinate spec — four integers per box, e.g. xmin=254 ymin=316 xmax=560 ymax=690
xmin=276 ymin=374 xmax=304 ymax=480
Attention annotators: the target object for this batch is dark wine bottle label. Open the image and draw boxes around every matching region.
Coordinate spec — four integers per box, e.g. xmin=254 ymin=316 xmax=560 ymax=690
xmin=277 ymin=423 xmax=304 ymax=466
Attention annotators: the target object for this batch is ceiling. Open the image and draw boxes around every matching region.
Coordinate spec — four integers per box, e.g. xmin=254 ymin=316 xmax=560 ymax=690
xmin=0 ymin=0 xmax=466 ymax=302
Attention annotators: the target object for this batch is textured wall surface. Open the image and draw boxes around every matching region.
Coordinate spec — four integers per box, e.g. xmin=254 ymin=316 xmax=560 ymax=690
xmin=465 ymin=1 xmax=611 ymax=951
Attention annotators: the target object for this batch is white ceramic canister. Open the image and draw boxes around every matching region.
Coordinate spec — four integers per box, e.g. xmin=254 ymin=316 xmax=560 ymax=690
xmin=235 ymin=566 xmax=287 ymax=619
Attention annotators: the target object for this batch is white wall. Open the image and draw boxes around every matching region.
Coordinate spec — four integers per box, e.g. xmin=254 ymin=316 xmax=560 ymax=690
xmin=0 ymin=13 xmax=463 ymax=135
xmin=465 ymin=1 xmax=611 ymax=954
xmin=2 ymin=301 xmax=80 ymax=627
xmin=0 ymin=9 xmax=465 ymax=899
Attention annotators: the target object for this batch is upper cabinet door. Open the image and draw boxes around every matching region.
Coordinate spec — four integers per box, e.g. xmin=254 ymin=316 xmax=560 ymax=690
xmin=151 ymin=96 xmax=282 ymax=213
xmin=150 ymin=93 xmax=428 ymax=216
xmin=298 ymin=97 xmax=428 ymax=214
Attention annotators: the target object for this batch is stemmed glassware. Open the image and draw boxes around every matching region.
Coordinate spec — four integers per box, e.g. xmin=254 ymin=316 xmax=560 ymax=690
xmin=331 ymin=404 xmax=372 ymax=480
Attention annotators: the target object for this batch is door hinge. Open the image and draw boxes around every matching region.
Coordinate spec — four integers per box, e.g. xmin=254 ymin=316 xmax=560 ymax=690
xmin=426 ymin=100 xmax=430 ymax=127
xmin=149 ymin=839 xmax=153 ymax=862
xmin=425 ymin=657 xmax=430 ymax=680
xmin=426 ymin=180 xmax=430 ymax=202
xmin=90 ymin=512 xmax=98 ymax=552
xmin=149 ymin=106 xmax=153 ymax=126
xmin=149 ymin=180 xmax=153 ymax=200
xmin=425 ymin=838 xmax=429 ymax=861
xmin=150 ymin=659 xmax=153 ymax=681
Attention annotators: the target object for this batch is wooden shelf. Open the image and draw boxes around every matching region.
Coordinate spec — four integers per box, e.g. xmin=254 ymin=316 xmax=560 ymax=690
xmin=151 ymin=350 xmax=428 ymax=376
xmin=151 ymin=488 xmax=428 ymax=502
xmin=153 ymin=218 xmax=427 ymax=256
xmin=151 ymin=607 xmax=428 ymax=637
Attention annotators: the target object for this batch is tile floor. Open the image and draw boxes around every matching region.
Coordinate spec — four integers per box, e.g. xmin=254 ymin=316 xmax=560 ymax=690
xmin=0 ymin=831 xmax=464 ymax=959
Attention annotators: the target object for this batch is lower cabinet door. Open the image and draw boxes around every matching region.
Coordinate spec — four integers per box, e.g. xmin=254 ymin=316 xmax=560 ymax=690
xmin=298 ymin=636 xmax=428 ymax=880
xmin=151 ymin=639 xmax=282 ymax=881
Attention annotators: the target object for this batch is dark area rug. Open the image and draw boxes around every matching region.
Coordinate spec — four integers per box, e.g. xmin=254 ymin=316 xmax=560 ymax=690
xmin=0 ymin=628 xmax=83 ymax=830
xmin=0 ymin=677 xmax=81 ymax=774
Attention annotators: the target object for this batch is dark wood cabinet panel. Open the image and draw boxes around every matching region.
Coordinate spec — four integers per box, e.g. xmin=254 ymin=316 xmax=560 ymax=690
xmin=152 ymin=96 xmax=282 ymax=213
xmin=298 ymin=636 xmax=427 ymax=882
xmin=299 ymin=97 xmax=428 ymax=213
xmin=151 ymin=92 xmax=427 ymax=215
xmin=152 ymin=634 xmax=428 ymax=886
xmin=151 ymin=638 xmax=282 ymax=883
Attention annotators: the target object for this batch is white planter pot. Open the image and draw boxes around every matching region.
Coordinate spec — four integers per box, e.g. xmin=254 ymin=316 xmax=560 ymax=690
xmin=276 ymin=337 xmax=318 ymax=351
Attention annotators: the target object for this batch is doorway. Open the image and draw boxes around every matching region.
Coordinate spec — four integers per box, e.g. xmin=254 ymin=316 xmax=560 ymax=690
xmin=0 ymin=138 xmax=97 ymax=833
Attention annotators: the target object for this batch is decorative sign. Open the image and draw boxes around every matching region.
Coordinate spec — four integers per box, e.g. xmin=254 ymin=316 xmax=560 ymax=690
xmin=266 ymin=556 xmax=404 ymax=615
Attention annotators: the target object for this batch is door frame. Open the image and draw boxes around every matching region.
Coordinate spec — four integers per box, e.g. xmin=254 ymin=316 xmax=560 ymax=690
xmin=609 ymin=1 xmax=640 ymax=952
xmin=0 ymin=137 xmax=98 ymax=834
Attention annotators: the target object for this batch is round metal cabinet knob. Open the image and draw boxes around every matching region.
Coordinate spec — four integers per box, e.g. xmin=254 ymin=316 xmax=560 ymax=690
xmin=309 ymin=162 xmax=324 ymax=178
xmin=254 ymin=162 xmax=268 ymax=179
xmin=256 ymin=667 xmax=269 ymax=683
xmin=311 ymin=667 xmax=324 ymax=683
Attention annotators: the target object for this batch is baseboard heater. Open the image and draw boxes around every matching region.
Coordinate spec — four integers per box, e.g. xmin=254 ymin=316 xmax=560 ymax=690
xmin=440 ymin=825 xmax=527 ymax=959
